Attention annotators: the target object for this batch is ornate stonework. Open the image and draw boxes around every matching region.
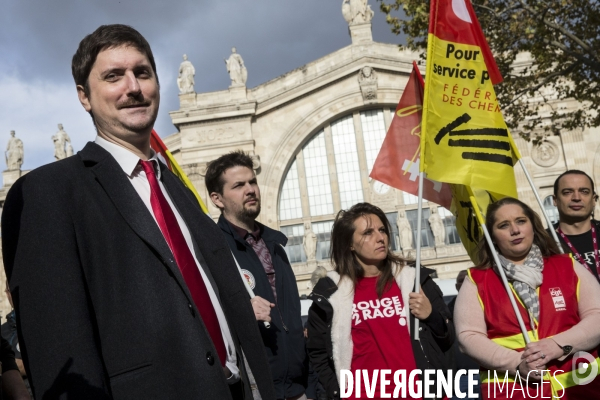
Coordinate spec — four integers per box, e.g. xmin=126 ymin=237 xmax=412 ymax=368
xmin=225 ymin=47 xmax=248 ymax=88
xmin=177 ymin=54 xmax=195 ymax=94
xmin=1 ymin=10 xmax=595 ymax=299
xmin=162 ymin=28 xmax=600 ymax=292
xmin=303 ymin=224 xmax=317 ymax=261
xmin=5 ymin=130 xmax=23 ymax=171
xmin=358 ymin=66 xmax=378 ymax=103
xmin=53 ymin=123 xmax=72 ymax=160
xmin=342 ymin=0 xmax=374 ymax=25
xmin=532 ymin=139 xmax=559 ymax=167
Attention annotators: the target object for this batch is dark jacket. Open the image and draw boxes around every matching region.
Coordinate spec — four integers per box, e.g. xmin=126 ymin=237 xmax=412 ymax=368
xmin=2 ymin=142 xmax=276 ymax=400
xmin=1 ymin=310 xmax=20 ymax=359
xmin=218 ymin=215 xmax=308 ymax=399
xmin=447 ymin=297 xmax=479 ymax=371
xmin=306 ymin=265 xmax=454 ymax=400
xmin=1 ymin=335 xmax=18 ymax=374
xmin=550 ymin=219 xmax=600 ymax=254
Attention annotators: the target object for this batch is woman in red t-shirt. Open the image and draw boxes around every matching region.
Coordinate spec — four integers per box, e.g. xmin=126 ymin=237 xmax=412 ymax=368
xmin=307 ymin=202 xmax=454 ymax=400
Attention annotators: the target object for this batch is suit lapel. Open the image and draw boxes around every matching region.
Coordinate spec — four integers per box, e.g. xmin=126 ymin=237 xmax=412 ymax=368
xmin=79 ymin=143 xmax=193 ymax=302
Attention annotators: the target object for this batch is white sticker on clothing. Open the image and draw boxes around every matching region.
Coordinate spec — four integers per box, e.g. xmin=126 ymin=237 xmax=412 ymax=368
xmin=550 ymin=287 xmax=566 ymax=311
xmin=241 ymin=269 xmax=256 ymax=290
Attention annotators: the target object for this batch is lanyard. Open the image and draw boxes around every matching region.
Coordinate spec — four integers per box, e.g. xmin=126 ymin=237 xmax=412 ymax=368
xmin=557 ymin=224 xmax=600 ymax=277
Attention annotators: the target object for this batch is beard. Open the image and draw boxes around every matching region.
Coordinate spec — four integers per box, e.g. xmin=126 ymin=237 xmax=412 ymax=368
xmin=237 ymin=200 xmax=261 ymax=222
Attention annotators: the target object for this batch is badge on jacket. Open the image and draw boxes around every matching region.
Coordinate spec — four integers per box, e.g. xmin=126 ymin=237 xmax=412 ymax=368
xmin=550 ymin=287 xmax=566 ymax=311
xmin=241 ymin=269 xmax=256 ymax=290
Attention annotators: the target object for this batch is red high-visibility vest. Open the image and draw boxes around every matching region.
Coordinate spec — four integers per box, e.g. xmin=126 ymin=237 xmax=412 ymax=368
xmin=469 ymin=254 xmax=600 ymax=399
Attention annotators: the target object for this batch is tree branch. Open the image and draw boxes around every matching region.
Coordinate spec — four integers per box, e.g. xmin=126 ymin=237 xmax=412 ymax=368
xmin=473 ymin=1 xmax=522 ymax=18
xmin=507 ymin=61 xmax=581 ymax=106
xmin=541 ymin=38 xmax=600 ymax=71
xmin=517 ymin=0 xmax=599 ymax=64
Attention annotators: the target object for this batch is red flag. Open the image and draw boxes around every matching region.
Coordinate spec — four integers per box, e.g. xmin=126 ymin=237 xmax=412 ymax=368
xmin=428 ymin=0 xmax=502 ymax=85
xmin=370 ymin=62 xmax=452 ymax=209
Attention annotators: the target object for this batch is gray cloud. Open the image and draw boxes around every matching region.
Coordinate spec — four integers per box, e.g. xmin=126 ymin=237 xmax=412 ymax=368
xmin=0 ymin=0 xmax=405 ymax=171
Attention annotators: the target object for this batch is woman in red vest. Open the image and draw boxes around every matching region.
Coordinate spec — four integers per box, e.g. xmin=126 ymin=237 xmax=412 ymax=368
xmin=455 ymin=197 xmax=600 ymax=399
xmin=307 ymin=202 xmax=454 ymax=400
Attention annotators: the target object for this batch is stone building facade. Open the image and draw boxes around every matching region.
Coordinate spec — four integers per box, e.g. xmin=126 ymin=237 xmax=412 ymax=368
xmin=164 ymin=11 xmax=600 ymax=295
xmin=0 ymin=3 xmax=599 ymax=320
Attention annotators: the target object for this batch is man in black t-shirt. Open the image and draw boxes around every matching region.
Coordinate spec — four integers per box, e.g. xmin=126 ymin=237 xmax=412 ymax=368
xmin=552 ymin=170 xmax=600 ymax=282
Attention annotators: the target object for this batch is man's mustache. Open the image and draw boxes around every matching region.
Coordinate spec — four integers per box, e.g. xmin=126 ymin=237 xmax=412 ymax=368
xmin=117 ymin=99 xmax=151 ymax=109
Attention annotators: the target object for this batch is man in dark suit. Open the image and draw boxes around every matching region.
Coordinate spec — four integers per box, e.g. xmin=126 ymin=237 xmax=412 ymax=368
xmin=1 ymin=24 xmax=275 ymax=400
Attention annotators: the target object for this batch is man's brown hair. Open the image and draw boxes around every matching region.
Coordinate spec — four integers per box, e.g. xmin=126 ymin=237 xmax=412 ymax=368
xmin=72 ymin=24 xmax=159 ymax=95
xmin=205 ymin=151 xmax=254 ymax=195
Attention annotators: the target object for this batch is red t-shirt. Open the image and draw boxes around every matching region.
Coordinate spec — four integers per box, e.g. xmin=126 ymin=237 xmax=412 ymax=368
xmin=348 ymin=276 xmax=418 ymax=399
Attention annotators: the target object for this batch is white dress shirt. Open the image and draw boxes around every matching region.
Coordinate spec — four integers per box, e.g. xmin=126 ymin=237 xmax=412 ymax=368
xmin=95 ymin=136 xmax=239 ymax=379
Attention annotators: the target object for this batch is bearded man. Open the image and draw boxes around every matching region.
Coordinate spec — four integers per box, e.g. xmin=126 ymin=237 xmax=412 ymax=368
xmin=206 ymin=151 xmax=308 ymax=400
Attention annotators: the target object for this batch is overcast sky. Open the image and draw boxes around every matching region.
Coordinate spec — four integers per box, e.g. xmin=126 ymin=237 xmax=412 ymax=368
xmin=0 ymin=1 xmax=404 ymax=171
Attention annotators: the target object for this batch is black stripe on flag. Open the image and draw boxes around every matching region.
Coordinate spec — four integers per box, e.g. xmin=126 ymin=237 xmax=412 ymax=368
xmin=462 ymin=152 xmax=513 ymax=166
xmin=449 ymin=139 xmax=510 ymax=151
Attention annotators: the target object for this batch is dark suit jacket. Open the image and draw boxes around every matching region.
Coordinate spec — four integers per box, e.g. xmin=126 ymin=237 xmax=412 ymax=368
xmin=1 ymin=142 xmax=276 ymax=400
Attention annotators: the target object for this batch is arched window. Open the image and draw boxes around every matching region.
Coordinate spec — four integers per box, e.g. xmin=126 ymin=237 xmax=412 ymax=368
xmin=278 ymin=108 xmax=442 ymax=262
xmin=279 ymin=109 xmax=397 ymax=262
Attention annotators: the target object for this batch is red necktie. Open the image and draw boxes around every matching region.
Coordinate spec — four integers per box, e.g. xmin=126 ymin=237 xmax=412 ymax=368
xmin=140 ymin=160 xmax=226 ymax=366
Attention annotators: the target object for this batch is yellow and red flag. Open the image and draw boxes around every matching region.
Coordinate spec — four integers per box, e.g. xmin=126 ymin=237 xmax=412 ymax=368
xmin=150 ymin=130 xmax=208 ymax=214
xmin=371 ymin=62 xmax=452 ymax=209
xmin=449 ymin=185 xmax=503 ymax=263
xmin=420 ymin=0 xmax=520 ymax=198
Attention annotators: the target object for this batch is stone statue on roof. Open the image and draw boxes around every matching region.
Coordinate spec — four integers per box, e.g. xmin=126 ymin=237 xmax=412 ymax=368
xmin=177 ymin=54 xmax=195 ymax=94
xmin=5 ymin=130 xmax=23 ymax=171
xmin=53 ymin=123 xmax=72 ymax=160
xmin=342 ymin=0 xmax=374 ymax=25
xmin=225 ymin=47 xmax=248 ymax=87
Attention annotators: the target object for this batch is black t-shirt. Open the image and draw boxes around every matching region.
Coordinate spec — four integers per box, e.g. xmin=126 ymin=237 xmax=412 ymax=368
xmin=561 ymin=227 xmax=600 ymax=281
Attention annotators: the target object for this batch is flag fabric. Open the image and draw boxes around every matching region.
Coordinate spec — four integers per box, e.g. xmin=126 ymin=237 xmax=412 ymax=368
xmin=370 ymin=62 xmax=453 ymax=209
xmin=450 ymin=184 xmax=503 ymax=263
xmin=420 ymin=0 xmax=521 ymax=199
xmin=150 ymin=130 xmax=209 ymax=214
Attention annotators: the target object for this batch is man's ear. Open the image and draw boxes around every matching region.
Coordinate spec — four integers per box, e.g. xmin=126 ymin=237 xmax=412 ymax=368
xmin=553 ymin=195 xmax=557 ymax=207
xmin=77 ymin=85 xmax=92 ymax=112
xmin=210 ymin=192 xmax=224 ymax=210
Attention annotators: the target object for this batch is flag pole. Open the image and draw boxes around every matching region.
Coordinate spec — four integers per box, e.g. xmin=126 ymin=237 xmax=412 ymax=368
xmin=413 ymin=172 xmax=424 ymax=340
xmin=518 ymin=159 xmax=563 ymax=252
xmin=467 ymin=188 xmax=531 ymax=344
xmin=230 ymin=251 xmax=270 ymax=329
